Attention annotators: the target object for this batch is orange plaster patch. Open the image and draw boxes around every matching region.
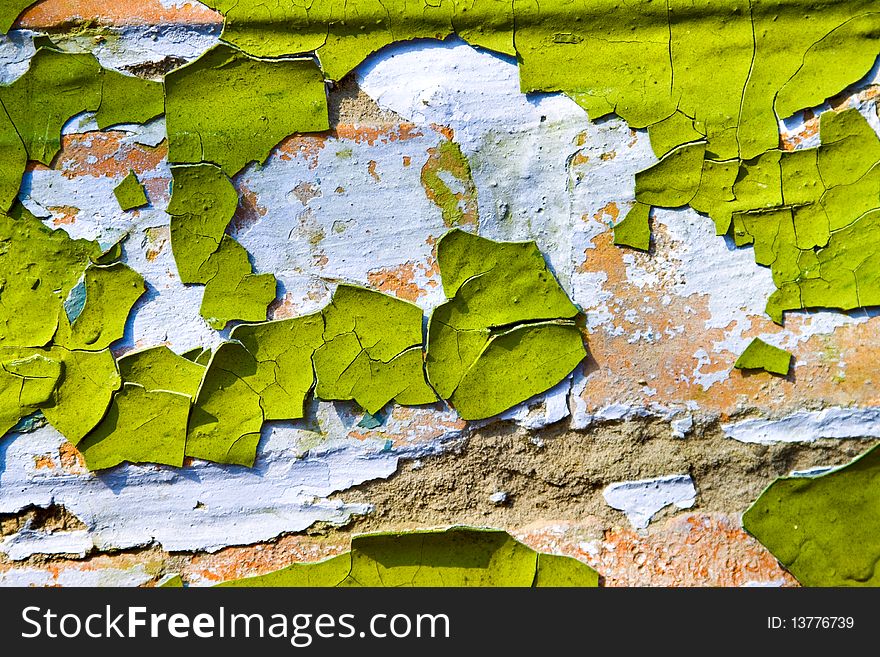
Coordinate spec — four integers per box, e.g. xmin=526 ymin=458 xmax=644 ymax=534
xmin=57 ymin=132 xmax=167 ymax=180
xmin=17 ymin=0 xmax=222 ymax=28
xmin=183 ymin=535 xmax=348 ymax=584
xmin=46 ymin=205 xmax=79 ymax=226
xmin=367 ymin=262 xmax=424 ymax=302
xmin=517 ymin=513 xmax=797 ymax=587
xmin=59 ymin=441 xmax=88 ymax=474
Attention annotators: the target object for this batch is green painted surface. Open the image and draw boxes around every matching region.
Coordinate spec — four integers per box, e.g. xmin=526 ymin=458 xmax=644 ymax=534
xmin=314 ymin=285 xmax=436 ymax=414
xmin=0 ymin=1 xmax=37 ymax=34
xmin=40 ymin=347 xmax=121 ymax=446
xmin=165 ymin=44 xmax=329 ymax=176
xmin=198 ymin=236 xmax=277 ymax=330
xmin=1 ymin=346 xmax=121 ymax=446
xmin=230 ymin=314 xmax=325 ymax=420
xmin=54 ymin=263 xmax=145 ymax=352
xmin=427 ymin=229 xmax=585 ymax=420
xmin=613 ymin=202 xmax=651 ymax=251
xmin=0 ymin=46 xmax=162 ymax=211
xmin=113 ymin=171 xmax=149 ymax=211
xmin=168 ymin=164 xmax=239 ymax=284
xmin=0 ymin=205 xmax=100 ymax=348
xmin=0 ymin=350 xmax=62 ymax=436
xmin=734 ymin=338 xmax=792 ymax=376
xmin=96 ymin=70 xmax=164 ymax=131
xmin=185 ymin=342 xmax=265 ymax=467
xmin=167 ymin=161 xmax=277 ymax=331
xmin=218 ymin=527 xmax=600 ymax=587
xmin=744 ymin=444 xmax=880 ymax=587
xmin=78 ymin=383 xmax=190 ymax=470
xmin=117 ymin=345 xmax=206 ymax=399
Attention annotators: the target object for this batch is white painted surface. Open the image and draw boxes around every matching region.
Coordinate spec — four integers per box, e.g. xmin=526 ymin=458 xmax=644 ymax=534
xmin=723 ymin=407 xmax=880 ymax=444
xmin=603 ymin=475 xmax=697 ymax=529
xmin=0 ymin=528 xmax=94 ymax=561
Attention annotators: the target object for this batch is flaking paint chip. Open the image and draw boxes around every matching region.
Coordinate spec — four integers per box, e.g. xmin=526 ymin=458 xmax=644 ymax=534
xmin=613 ymin=202 xmax=651 ymax=251
xmin=734 ymin=338 xmax=792 ymax=376
xmin=744 ymin=444 xmax=880 ymax=586
xmin=426 ymin=229 xmax=586 ymax=420
xmin=113 ymin=171 xmax=149 ymax=211
xmin=313 ymin=285 xmax=437 ymax=414
xmin=78 ymin=383 xmax=191 ymax=470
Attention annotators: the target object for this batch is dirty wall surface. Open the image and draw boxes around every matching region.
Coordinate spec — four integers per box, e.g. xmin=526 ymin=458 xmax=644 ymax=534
xmin=0 ymin=0 xmax=879 ymax=587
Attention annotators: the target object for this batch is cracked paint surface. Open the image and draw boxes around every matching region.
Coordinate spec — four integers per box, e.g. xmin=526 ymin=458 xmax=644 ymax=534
xmin=0 ymin=2 xmax=878 ymax=587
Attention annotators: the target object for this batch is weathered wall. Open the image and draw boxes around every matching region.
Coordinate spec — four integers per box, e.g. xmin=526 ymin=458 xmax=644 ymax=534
xmin=1 ymin=0 xmax=879 ymax=587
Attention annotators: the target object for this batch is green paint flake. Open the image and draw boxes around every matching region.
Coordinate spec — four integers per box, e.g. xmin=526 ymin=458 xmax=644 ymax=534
xmin=198 ymin=236 xmax=277 ymax=330
xmin=734 ymin=338 xmax=791 ymax=376
xmin=743 ymin=444 xmax=880 ymax=586
xmin=78 ymin=383 xmax=190 ymax=470
xmin=647 ymin=110 xmax=705 ymax=159
xmin=165 ymin=44 xmax=329 ymax=176
xmin=53 ymin=263 xmax=145 ymax=352
xmin=218 ymin=553 xmax=353 ymax=588
xmin=96 ymin=70 xmax=164 ymax=131
xmin=634 ymin=142 xmax=706 ymax=208
xmin=230 ymin=313 xmax=325 ymax=420
xmin=185 ymin=342 xmax=264 ymax=467
xmin=93 ymin=237 xmax=126 ymax=266
xmin=117 ymin=346 xmax=205 ymax=398
xmin=0 ymin=1 xmax=37 ymax=34
xmin=313 ymin=285 xmax=436 ymax=414
xmin=0 ymin=48 xmax=102 ymax=166
xmin=613 ymin=202 xmax=651 ymax=251
xmin=0 ymin=349 xmax=62 ymax=436
xmin=218 ymin=527 xmax=599 ymax=587
xmin=40 ymin=347 xmax=120 ymax=445
xmin=0 ymin=205 xmax=100 ymax=348
xmin=167 ymin=164 xmax=276 ymax=329
xmin=447 ymin=322 xmax=587 ymax=421
xmin=0 ymin=46 xmax=164 ymax=190
xmin=113 ymin=171 xmax=149 ymax=211
xmin=158 ymin=574 xmax=184 ymax=587
xmin=420 ymin=139 xmax=478 ymax=227
xmin=426 ymin=229 xmax=585 ymax=420
xmin=535 ymin=553 xmax=601 ymax=587
xmin=1 ymin=345 xmax=120 ymax=443
xmin=167 ymin=164 xmax=238 ymax=284
xmin=0 ymin=102 xmax=26 ymax=212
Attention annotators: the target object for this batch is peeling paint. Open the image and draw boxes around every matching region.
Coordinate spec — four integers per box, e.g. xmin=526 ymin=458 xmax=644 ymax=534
xmin=603 ymin=475 xmax=697 ymax=529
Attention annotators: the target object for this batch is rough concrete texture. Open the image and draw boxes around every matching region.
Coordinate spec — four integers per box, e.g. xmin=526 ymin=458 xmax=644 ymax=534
xmin=1 ymin=1 xmax=879 ymax=586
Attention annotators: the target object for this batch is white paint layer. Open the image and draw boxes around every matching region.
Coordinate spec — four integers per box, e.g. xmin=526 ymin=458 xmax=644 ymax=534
xmin=0 ymin=421 xmax=391 ymax=552
xmin=603 ymin=475 xmax=697 ymax=529
xmin=723 ymin=407 xmax=880 ymax=444
xmin=0 ymin=528 xmax=94 ymax=561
